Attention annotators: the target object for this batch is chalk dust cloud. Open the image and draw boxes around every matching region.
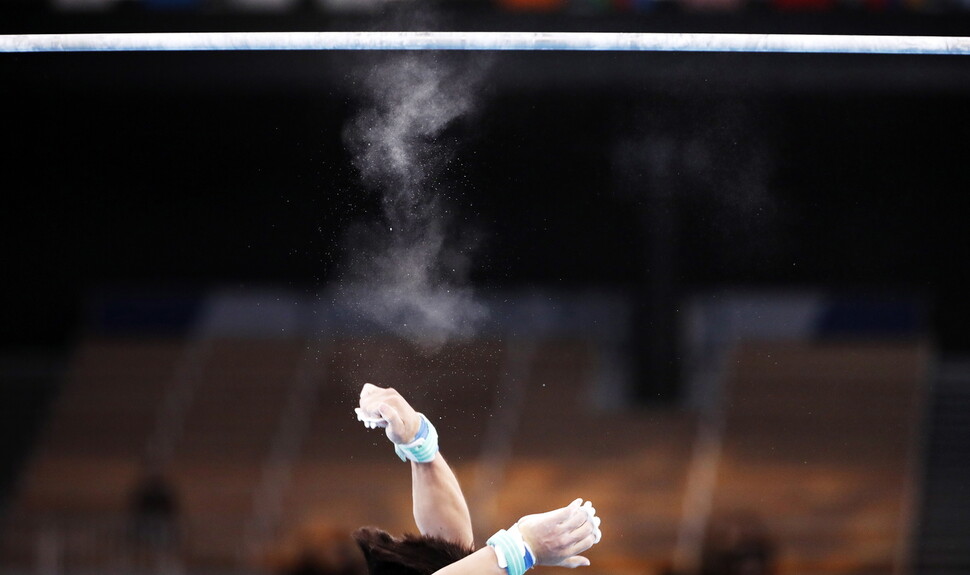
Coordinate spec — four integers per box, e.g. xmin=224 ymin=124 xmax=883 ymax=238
xmin=338 ymin=53 xmax=489 ymax=352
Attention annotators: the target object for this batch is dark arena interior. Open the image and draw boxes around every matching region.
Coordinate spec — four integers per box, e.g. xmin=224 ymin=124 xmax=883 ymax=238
xmin=1 ymin=2 xmax=970 ymax=575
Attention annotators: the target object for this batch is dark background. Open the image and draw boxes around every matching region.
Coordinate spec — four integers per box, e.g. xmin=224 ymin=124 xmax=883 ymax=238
xmin=0 ymin=6 xmax=969 ymax=566
xmin=2 ymin=3 xmax=969 ymax=356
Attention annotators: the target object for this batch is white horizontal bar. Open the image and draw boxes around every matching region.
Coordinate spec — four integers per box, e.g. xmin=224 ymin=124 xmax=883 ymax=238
xmin=1 ymin=31 xmax=969 ymax=54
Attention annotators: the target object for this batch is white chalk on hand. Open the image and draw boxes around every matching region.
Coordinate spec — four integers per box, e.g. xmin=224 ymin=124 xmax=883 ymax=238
xmin=581 ymin=500 xmax=602 ymax=544
xmin=355 ymin=407 xmax=387 ymax=429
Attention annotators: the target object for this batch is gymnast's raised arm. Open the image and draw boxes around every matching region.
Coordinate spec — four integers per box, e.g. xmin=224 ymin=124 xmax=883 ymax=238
xmin=355 ymin=383 xmax=602 ymax=575
xmin=356 ymin=383 xmax=474 ymax=547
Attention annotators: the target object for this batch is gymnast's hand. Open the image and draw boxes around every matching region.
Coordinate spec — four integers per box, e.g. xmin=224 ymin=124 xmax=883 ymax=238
xmin=517 ymin=499 xmax=602 ymax=568
xmin=357 ymin=383 xmax=422 ymax=445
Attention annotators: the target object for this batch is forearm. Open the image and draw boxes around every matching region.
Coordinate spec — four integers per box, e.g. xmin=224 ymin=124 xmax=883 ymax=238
xmin=412 ymin=454 xmax=474 ymax=548
xmin=433 ymin=547 xmax=504 ymax=575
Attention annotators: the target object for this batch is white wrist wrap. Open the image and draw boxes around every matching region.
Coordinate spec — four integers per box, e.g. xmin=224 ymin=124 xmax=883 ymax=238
xmin=394 ymin=413 xmax=438 ymax=463
xmin=487 ymin=523 xmax=535 ymax=575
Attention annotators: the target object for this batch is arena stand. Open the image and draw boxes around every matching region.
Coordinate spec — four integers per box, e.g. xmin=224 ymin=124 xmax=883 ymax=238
xmin=0 ymin=288 xmax=929 ymax=575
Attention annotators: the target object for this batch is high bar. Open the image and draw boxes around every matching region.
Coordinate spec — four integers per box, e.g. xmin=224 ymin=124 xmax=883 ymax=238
xmin=1 ymin=31 xmax=969 ymax=55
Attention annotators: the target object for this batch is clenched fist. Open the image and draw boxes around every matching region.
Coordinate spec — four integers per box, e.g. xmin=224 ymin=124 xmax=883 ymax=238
xmin=356 ymin=383 xmax=422 ymax=446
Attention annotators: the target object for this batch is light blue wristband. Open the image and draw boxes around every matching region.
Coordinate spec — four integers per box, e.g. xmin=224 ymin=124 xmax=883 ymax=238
xmin=487 ymin=525 xmax=535 ymax=575
xmin=394 ymin=413 xmax=438 ymax=463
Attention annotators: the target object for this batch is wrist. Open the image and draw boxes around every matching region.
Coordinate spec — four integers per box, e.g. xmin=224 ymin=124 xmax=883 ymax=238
xmin=394 ymin=413 xmax=438 ymax=463
xmin=403 ymin=413 xmax=427 ymax=444
xmin=487 ymin=524 xmax=535 ymax=575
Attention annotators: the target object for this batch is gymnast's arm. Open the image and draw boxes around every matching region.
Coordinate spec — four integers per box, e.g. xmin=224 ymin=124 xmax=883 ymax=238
xmin=357 ymin=384 xmax=602 ymax=573
xmin=433 ymin=548 xmax=506 ymax=574
xmin=433 ymin=499 xmax=602 ymax=574
xmin=357 ymin=383 xmax=474 ymax=548
xmin=411 ymin=454 xmax=474 ymax=547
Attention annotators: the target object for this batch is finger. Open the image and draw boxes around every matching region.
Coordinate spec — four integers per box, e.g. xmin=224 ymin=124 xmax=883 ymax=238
xmin=355 ymin=404 xmax=386 ymax=425
xmin=359 ymin=385 xmax=379 ymax=410
xmin=379 ymin=403 xmax=405 ymax=437
xmin=590 ymin=517 xmax=602 ymax=544
xmin=564 ymin=530 xmax=599 ymax=556
xmin=558 ymin=556 xmax=591 ymax=569
xmin=536 ymin=501 xmax=579 ymax=526
xmin=561 ymin=507 xmax=589 ymax=531
xmin=567 ymin=517 xmax=595 ymax=543
xmin=359 ymin=387 xmax=389 ymax=412
xmin=573 ymin=519 xmax=601 ymax=546
xmin=355 ymin=407 xmax=383 ymax=428
xmin=360 ymin=383 xmax=381 ymax=398
xmin=555 ymin=499 xmax=583 ymax=523
xmin=577 ymin=501 xmax=599 ymax=534
xmin=355 ymin=407 xmax=379 ymax=420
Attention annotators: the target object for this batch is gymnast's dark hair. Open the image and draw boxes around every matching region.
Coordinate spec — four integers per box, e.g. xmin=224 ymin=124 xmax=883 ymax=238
xmin=352 ymin=527 xmax=475 ymax=575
